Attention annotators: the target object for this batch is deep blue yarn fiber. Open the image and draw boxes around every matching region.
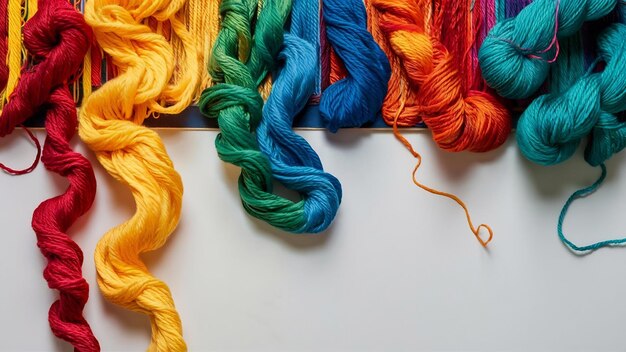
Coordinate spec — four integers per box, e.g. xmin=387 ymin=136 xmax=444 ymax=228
xmin=256 ymin=0 xmax=342 ymax=233
xmin=319 ymin=0 xmax=391 ymax=132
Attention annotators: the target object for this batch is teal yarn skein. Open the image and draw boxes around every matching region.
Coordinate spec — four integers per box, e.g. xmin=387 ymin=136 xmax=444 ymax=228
xmin=479 ymin=0 xmax=618 ymax=99
xmin=517 ymin=22 xmax=626 ymax=253
xmin=517 ymin=23 xmax=626 ymax=167
xmin=200 ymin=0 xmax=320 ymax=233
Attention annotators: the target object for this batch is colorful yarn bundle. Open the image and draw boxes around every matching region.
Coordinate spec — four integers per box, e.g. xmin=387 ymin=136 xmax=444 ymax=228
xmin=79 ymin=0 xmax=199 ymax=348
xmin=320 ymin=0 xmax=391 ymax=132
xmin=359 ymin=0 xmax=510 ymax=246
xmin=479 ymin=0 xmax=619 ymax=99
xmin=515 ymin=20 xmax=626 ymax=252
xmin=369 ymin=0 xmax=511 ymax=151
xmin=201 ymin=0 xmax=337 ymax=233
xmin=255 ymin=0 xmax=342 ymax=233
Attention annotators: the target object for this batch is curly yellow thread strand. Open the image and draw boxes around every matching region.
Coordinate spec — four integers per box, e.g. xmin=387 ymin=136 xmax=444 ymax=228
xmin=79 ymin=0 xmax=199 ymax=349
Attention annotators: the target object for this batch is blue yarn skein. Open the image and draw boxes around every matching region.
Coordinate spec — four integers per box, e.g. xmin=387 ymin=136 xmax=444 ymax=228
xmin=320 ymin=0 xmax=391 ymax=132
xmin=479 ymin=0 xmax=618 ymax=99
xmin=290 ymin=0 xmax=321 ymax=95
xmin=256 ymin=1 xmax=342 ymax=233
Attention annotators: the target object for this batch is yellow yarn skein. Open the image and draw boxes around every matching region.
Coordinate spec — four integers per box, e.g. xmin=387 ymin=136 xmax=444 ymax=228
xmin=79 ymin=0 xmax=198 ymax=350
xmin=5 ymin=0 xmax=23 ymax=102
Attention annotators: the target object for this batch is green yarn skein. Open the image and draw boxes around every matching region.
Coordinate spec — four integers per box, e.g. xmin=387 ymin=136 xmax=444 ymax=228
xmin=199 ymin=0 xmax=312 ymax=232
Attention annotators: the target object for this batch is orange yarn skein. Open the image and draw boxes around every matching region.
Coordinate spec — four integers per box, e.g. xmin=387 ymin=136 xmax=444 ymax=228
xmin=369 ymin=0 xmax=511 ymax=152
xmin=364 ymin=0 xmax=422 ymax=126
xmin=365 ymin=0 xmax=509 ymax=246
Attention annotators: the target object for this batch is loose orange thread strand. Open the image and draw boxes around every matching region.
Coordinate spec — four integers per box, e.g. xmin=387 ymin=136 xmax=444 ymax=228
xmin=367 ymin=0 xmax=497 ymax=246
xmin=391 ymin=101 xmax=493 ymax=247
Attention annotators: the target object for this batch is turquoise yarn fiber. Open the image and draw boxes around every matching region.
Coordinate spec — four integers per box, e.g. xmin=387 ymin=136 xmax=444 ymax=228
xmin=517 ymin=23 xmax=626 ymax=167
xmin=479 ymin=0 xmax=618 ymax=99
xmin=320 ymin=0 xmax=391 ymax=132
xmin=517 ymin=22 xmax=626 ymax=253
xmin=255 ymin=0 xmax=342 ymax=233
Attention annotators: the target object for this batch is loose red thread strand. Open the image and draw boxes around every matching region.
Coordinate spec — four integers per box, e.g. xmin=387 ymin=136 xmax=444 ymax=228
xmin=0 ymin=126 xmax=41 ymax=175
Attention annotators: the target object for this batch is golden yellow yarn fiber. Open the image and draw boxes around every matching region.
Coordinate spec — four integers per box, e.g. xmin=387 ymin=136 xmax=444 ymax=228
xmin=79 ymin=0 xmax=199 ymax=350
xmin=26 ymin=0 xmax=36 ymax=18
xmin=5 ymin=0 xmax=23 ymax=100
xmin=82 ymin=45 xmax=92 ymax=100
xmin=178 ymin=0 xmax=219 ymax=98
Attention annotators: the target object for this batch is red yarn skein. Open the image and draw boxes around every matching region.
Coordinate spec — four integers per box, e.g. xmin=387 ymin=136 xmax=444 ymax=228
xmin=1 ymin=0 xmax=100 ymax=350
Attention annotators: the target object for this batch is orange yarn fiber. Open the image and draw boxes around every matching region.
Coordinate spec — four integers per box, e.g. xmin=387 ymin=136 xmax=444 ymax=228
xmin=365 ymin=0 xmax=512 ymax=246
xmin=370 ymin=0 xmax=511 ymax=151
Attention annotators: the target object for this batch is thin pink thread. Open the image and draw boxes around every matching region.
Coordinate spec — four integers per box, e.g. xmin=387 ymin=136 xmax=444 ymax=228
xmin=495 ymin=0 xmax=560 ymax=63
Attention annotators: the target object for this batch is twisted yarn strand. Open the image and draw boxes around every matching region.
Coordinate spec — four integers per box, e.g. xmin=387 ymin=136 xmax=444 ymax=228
xmin=79 ymin=0 xmax=199 ymax=349
xmin=517 ymin=22 xmax=626 ymax=253
xmin=255 ymin=0 xmax=342 ymax=233
xmin=0 ymin=0 xmax=99 ymax=348
xmin=201 ymin=0 xmax=327 ymax=233
xmin=364 ymin=0 xmax=503 ymax=246
xmin=480 ymin=0 xmax=618 ymax=99
xmin=372 ymin=0 xmax=511 ymax=151
xmin=320 ymin=0 xmax=391 ymax=132
xmin=365 ymin=0 xmax=422 ymax=127
xmin=20 ymin=1 xmax=99 ymax=350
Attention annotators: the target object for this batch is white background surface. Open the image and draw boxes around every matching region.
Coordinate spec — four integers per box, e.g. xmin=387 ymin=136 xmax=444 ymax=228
xmin=1 ymin=129 xmax=626 ymax=351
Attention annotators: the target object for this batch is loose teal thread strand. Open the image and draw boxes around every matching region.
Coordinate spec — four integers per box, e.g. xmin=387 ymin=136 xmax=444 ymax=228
xmin=558 ymin=164 xmax=626 ymax=252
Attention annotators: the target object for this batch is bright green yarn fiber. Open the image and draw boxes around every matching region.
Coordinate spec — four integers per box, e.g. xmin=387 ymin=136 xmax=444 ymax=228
xmin=200 ymin=0 xmax=316 ymax=232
